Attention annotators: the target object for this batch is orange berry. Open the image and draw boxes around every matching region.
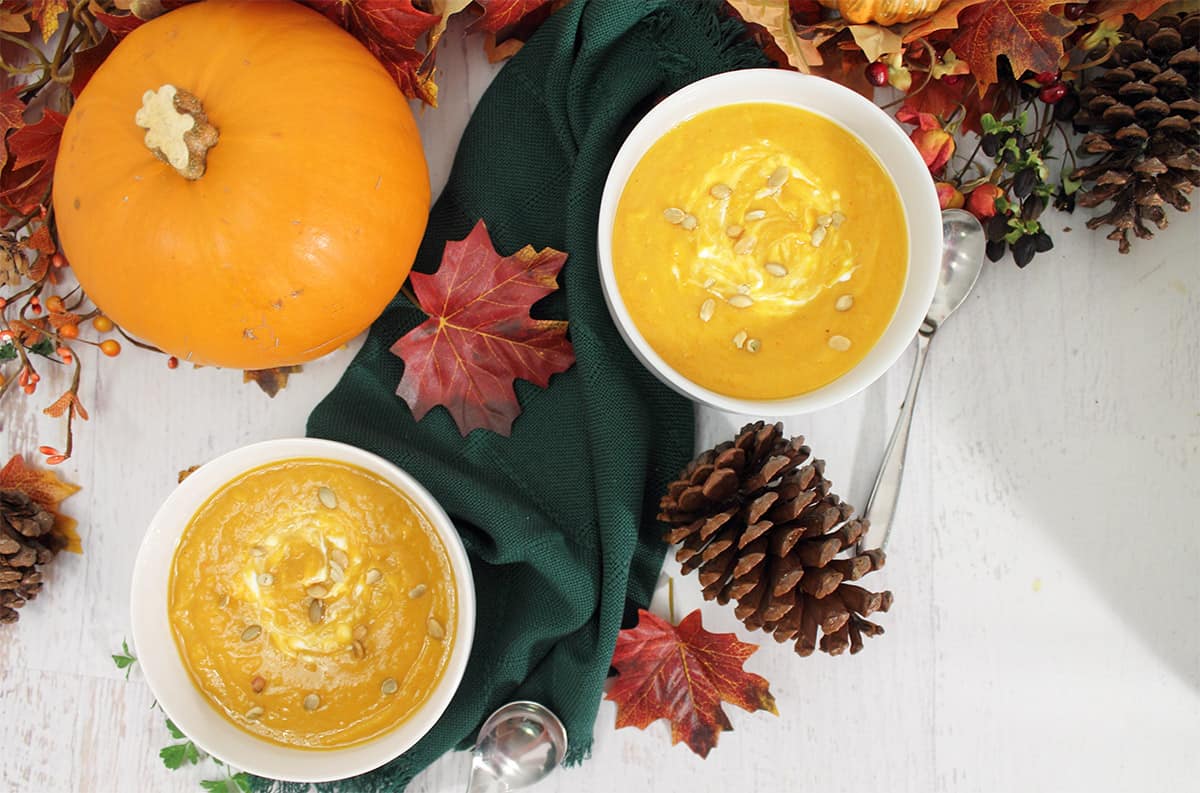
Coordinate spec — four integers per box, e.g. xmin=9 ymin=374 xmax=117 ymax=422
xmin=50 ymin=252 xmax=66 ymax=269
xmin=28 ymin=372 xmax=39 ymax=384
xmin=92 ymin=315 xmax=114 ymax=333
xmin=100 ymin=339 xmax=121 ymax=357
xmin=56 ymin=346 xmax=73 ymax=363
xmin=45 ymin=295 xmax=65 ymax=313
xmin=59 ymin=323 xmax=79 ymax=340
xmin=46 ymin=455 xmax=67 ymax=465
xmin=22 ymin=383 xmax=35 ymax=394
xmin=0 ymin=297 xmax=7 ymax=309
xmin=167 ymin=356 xmax=179 ymax=369
xmin=38 ymin=445 xmax=58 ymax=456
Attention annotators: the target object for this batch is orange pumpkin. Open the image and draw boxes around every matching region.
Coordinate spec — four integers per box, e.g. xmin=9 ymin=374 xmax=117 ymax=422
xmin=53 ymin=0 xmax=430 ymax=369
xmin=818 ymin=0 xmax=945 ymax=26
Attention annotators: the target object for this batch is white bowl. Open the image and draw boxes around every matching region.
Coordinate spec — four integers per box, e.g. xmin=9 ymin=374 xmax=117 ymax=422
xmin=130 ymin=438 xmax=476 ymax=783
xmin=597 ymin=69 xmax=941 ymax=414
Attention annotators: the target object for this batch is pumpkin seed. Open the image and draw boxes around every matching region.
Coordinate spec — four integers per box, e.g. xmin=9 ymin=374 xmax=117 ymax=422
xmin=767 ymin=166 xmax=789 ymax=189
xmin=828 ymin=335 xmax=852 ymax=352
xmin=427 ymin=618 xmax=445 ymax=640
xmin=329 ymin=561 xmax=345 ymax=584
xmin=251 ymin=676 xmax=266 ymax=694
xmin=746 ymin=338 xmax=762 ymax=353
xmin=728 ymin=295 xmax=754 ymax=309
xmin=241 ymin=625 xmax=262 ymax=642
xmin=702 ymin=278 xmax=716 ymax=289
xmin=680 ymin=213 xmax=698 ymax=231
xmin=736 ymin=284 xmax=751 ymax=295
xmin=744 ymin=210 xmax=767 ymax=221
xmin=710 ymin=183 xmax=732 ymax=199
xmin=303 ymin=694 xmax=320 ymax=711
xmin=699 ymin=299 xmax=716 ymax=323
xmin=381 ymin=677 xmax=398 ymax=696
xmin=733 ymin=236 xmax=756 ymax=256
xmin=831 ymin=211 xmax=846 ymax=226
xmin=732 ymin=330 xmax=748 ymax=349
xmin=352 ymin=640 xmax=365 ymax=659
xmin=835 ymin=294 xmax=854 ymax=312
xmin=409 ymin=584 xmax=429 ymax=600
xmin=754 ymin=187 xmax=779 ymax=200
xmin=764 ymin=262 xmax=788 ymax=277
xmin=306 ymin=583 xmax=329 ymax=599
xmin=309 ymin=598 xmax=324 ymax=624
xmin=245 ymin=706 xmax=264 ymax=721
xmin=725 ymin=224 xmax=744 ymax=238
xmin=365 ymin=568 xmax=382 ymax=585
xmin=817 ymin=214 xmax=833 ymax=227
xmin=663 ymin=207 xmax=686 ymax=224
xmin=257 ymin=573 xmax=274 ymax=587
xmin=811 ymin=225 xmax=827 ymax=247
xmin=318 ymin=487 xmax=337 ymax=509
xmin=330 ymin=548 xmax=349 ymax=569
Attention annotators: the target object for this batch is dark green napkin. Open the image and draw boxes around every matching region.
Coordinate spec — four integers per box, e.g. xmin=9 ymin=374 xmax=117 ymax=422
xmin=285 ymin=1 xmax=768 ymax=790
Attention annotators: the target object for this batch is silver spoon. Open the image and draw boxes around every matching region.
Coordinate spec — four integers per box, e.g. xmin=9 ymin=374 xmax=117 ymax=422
xmin=857 ymin=209 xmax=986 ymax=553
xmin=466 ymin=701 xmax=567 ymax=793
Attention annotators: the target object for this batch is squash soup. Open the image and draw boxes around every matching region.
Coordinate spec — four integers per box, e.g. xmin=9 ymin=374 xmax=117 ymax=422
xmin=612 ymin=102 xmax=908 ymax=399
xmin=168 ymin=458 xmax=456 ymax=749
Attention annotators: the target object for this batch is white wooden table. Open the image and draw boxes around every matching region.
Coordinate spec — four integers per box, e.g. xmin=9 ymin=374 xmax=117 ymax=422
xmin=3 ymin=23 xmax=1198 ymax=793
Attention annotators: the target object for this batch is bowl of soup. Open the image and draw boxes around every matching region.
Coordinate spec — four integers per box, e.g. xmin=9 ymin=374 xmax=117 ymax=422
xmin=130 ymin=439 xmax=475 ymax=782
xmin=598 ymin=70 xmax=941 ymax=413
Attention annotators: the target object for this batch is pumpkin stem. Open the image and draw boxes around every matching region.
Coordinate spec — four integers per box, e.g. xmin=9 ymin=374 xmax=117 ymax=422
xmin=134 ymin=84 xmax=218 ymax=180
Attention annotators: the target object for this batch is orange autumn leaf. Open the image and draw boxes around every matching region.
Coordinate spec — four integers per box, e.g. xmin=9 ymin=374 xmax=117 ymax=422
xmin=727 ymin=0 xmax=826 ymax=71
xmin=0 ymin=454 xmax=81 ymax=553
xmin=243 ymin=365 xmax=302 ymax=398
xmin=900 ymin=0 xmax=988 ymax=42
xmin=33 ymin=0 xmax=67 ymax=41
xmin=47 ymin=310 xmax=81 ymax=330
xmin=946 ymin=0 xmax=1074 ymax=92
xmin=606 ymin=609 xmax=777 ymax=758
xmin=42 ymin=390 xmax=89 ymax=421
xmin=1090 ymin=0 xmax=1177 ymax=24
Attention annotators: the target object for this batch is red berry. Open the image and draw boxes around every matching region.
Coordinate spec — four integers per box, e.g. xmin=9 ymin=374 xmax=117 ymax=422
xmin=942 ymin=74 xmax=964 ymax=87
xmin=1064 ymin=3 xmax=1087 ymax=21
xmin=1039 ymin=82 xmax=1068 ymax=104
xmin=866 ymin=62 xmax=889 ymax=87
xmin=167 ymin=355 xmax=179 ymax=369
xmin=1035 ymin=70 xmax=1059 ymax=85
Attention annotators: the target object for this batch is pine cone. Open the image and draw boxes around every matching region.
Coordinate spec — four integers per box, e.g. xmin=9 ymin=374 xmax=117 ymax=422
xmin=659 ymin=422 xmax=892 ymax=657
xmin=0 ymin=489 xmax=64 ymax=624
xmin=1072 ymin=12 xmax=1200 ymax=254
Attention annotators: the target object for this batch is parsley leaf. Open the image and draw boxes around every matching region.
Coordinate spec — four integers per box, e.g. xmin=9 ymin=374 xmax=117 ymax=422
xmin=165 ymin=719 xmax=185 ymax=740
xmin=200 ymin=772 xmax=252 ymax=792
xmin=111 ymin=639 xmax=137 ymax=679
xmin=0 ymin=342 xmax=16 ymax=361
xmin=159 ymin=742 xmax=200 ymax=770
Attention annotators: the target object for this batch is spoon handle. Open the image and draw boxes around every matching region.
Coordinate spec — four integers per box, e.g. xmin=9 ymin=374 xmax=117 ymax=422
xmin=858 ymin=331 xmax=932 ymax=553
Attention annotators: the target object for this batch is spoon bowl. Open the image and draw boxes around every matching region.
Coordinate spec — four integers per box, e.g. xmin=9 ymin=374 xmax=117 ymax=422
xmin=467 ymin=701 xmax=567 ymax=793
xmin=926 ymin=209 xmax=986 ymax=330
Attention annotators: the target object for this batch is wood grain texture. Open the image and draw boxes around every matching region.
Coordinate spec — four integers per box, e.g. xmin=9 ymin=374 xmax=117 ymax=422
xmin=2 ymin=17 xmax=1198 ymax=793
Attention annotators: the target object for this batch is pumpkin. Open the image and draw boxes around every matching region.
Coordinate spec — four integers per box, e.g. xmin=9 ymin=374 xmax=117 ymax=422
xmin=819 ymin=0 xmax=945 ymax=26
xmin=53 ymin=0 xmax=430 ymax=369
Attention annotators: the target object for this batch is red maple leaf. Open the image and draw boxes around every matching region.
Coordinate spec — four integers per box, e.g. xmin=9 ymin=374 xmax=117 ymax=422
xmin=474 ymin=0 xmax=555 ymax=34
xmin=390 ymin=220 xmax=574 ymax=437
xmin=70 ymin=33 xmax=118 ymax=97
xmin=946 ymin=0 xmax=1074 ymax=92
xmin=0 ymin=86 xmax=25 ymax=170
xmin=900 ymin=76 xmax=1008 ymax=136
xmin=303 ymin=0 xmax=440 ymax=104
xmin=0 ymin=108 xmax=64 ymax=222
xmin=605 ymin=609 xmax=777 ymax=758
